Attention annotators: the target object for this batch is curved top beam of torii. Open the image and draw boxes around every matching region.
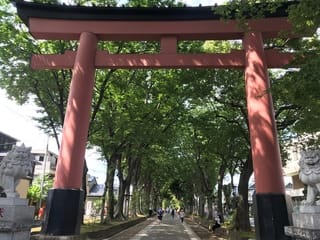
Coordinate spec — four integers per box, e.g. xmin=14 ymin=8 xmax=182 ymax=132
xmin=14 ymin=0 xmax=297 ymax=70
xmin=16 ymin=1 xmax=295 ymax=41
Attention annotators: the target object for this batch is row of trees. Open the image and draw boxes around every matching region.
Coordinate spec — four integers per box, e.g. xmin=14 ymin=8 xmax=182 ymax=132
xmin=1 ymin=0 xmax=319 ymax=231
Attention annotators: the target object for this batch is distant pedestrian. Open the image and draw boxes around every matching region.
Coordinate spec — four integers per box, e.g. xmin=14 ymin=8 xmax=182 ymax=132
xmin=38 ymin=206 xmax=45 ymax=220
xmin=171 ymin=208 xmax=175 ymax=219
xmin=157 ymin=207 xmax=164 ymax=223
xmin=179 ymin=208 xmax=185 ymax=223
xmin=0 ymin=186 xmax=6 ymax=197
xmin=212 ymin=214 xmax=221 ymax=231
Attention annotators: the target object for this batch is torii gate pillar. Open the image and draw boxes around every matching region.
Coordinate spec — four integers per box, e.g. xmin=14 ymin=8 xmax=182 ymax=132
xmin=244 ymin=31 xmax=290 ymax=239
xmin=42 ymin=32 xmax=98 ymax=235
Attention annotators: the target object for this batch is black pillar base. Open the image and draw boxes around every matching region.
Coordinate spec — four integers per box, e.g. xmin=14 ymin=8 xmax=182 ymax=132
xmin=42 ymin=189 xmax=84 ymax=236
xmin=253 ymin=193 xmax=291 ymax=240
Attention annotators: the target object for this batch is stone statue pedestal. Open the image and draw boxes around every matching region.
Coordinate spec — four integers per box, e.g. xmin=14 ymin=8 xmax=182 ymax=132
xmin=0 ymin=197 xmax=35 ymax=240
xmin=285 ymin=205 xmax=320 ymax=240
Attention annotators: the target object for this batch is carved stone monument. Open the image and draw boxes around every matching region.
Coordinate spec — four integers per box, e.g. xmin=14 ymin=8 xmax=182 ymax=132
xmin=285 ymin=149 xmax=320 ymax=240
xmin=0 ymin=144 xmax=35 ymax=240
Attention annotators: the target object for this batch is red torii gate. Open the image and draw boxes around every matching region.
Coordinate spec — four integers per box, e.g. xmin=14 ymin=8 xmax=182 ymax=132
xmin=15 ymin=1 xmax=297 ymax=239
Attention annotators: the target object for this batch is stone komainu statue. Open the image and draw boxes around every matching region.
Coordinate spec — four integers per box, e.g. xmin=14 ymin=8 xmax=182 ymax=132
xmin=0 ymin=144 xmax=34 ymax=198
xmin=299 ymin=149 xmax=320 ymax=205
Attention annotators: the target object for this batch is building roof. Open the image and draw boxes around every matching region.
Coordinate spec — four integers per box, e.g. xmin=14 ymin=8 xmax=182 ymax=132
xmin=88 ymin=183 xmax=105 ymax=197
xmin=0 ymin=131 xmax=18 ymax=142
xmin=15 ymin=1 xmax=295 ymax=26
xmin=0 ymin=131 xmax=19 ymax=153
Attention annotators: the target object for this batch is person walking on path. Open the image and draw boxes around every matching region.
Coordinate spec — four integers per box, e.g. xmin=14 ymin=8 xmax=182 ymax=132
xmin=170 ymin=208 xmax=175 ymax=219
xmin=157 ymin=207 xmax=164 ymax=224
xmin=179 ymin=208 xmax=185 ymax=223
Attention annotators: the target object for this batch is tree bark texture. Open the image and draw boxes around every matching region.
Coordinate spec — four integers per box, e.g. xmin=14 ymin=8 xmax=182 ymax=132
xmin=234 ymin=153 xmax=253 ymax=231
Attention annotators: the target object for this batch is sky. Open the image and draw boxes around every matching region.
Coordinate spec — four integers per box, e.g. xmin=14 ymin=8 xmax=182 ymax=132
xmin=0 ymin=0 xmax=225 ymax=184
xmin=0 ymin=89 xmax=107 ymax=183
xmin=0 ymin=89 xmax=49 ymax=150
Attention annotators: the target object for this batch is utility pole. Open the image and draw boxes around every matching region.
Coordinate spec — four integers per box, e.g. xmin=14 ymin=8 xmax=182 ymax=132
xmin=39 ymin=136 xmax=49 ymax=210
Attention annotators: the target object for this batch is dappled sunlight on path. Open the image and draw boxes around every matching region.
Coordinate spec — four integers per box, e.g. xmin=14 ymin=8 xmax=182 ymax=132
xmin=106 ymin=214 xmax=200 ymax=240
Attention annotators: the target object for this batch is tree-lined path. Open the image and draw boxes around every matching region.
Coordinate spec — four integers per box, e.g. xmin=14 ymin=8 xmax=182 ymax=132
xmin=1 ymin=1 xmax=319 ymax=239
xmin=106 ymin=214 xmax=200 ymax=240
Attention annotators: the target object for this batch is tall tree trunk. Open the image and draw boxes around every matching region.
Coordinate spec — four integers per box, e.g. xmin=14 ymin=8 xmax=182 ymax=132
xmin=223 ymin=184 xmax=232 ymax=216
xmin=124 ymin=183 xmax=131 ymax=217
xmin=138 ymin=187 xmax=143 ymax=215
xmin=207 ymin=195 xmax=213 ymax=220
xmin=217 ymin=161 xmax=226 ymax=223
xmin=234 ymin=153 xmax=253 ymax=231
xmin=105 ymin=153 xmax=118 ymax=221
xmin=114 ymin=155 xmax=137 ymax=219
xmin=144 ymin=176 xmax=152 ymax=212
xmin=106 ymin=167 xmax=115 ymax=221
xmin=194 ymin=195 xmax=199 ymax=215
xmin=114 ymin=176 xmax=127 ymax=220
xmin=128 ymin=156 xmax=141 ymax=217
xmin=100 ymin=160 xmax=108 ymax=223
xmin=187 ymin=193 xmax=194 ymax=215
xmin=81 ymin=159 xmax=88 ymax=224
xmin=198 ymin=193 xmax=205 ymax=217
xmin=130 ymin=184 xmax=138 ymax=217
xmin=152 ymin=187 xmax=160 ymax=210
xmin=229 ymin=164 xmax=236 ymax=192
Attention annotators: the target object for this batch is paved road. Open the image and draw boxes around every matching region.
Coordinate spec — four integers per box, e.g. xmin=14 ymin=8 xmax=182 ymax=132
xmin=105 ymin=213 xmax=201 ymax=240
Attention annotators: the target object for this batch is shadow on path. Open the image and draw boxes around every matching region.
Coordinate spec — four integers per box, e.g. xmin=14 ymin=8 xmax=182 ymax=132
xmin=106 ymin=214 xmax=200 ymax=240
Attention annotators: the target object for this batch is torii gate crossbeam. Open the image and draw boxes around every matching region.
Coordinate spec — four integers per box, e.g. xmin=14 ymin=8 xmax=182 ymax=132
xmin=31 ymin=49 xmax=294 ymax=69
xmin=15 ymin=1 xmax=299 ymax=239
